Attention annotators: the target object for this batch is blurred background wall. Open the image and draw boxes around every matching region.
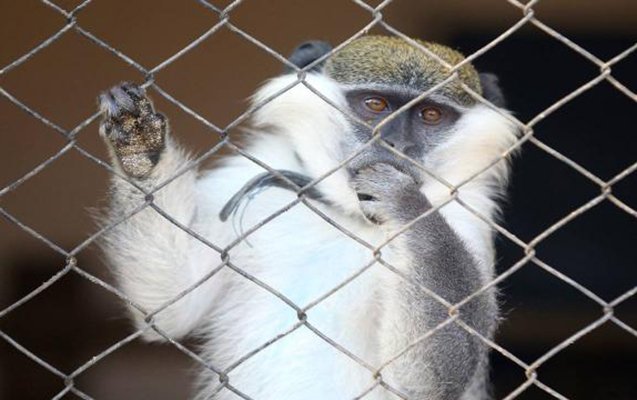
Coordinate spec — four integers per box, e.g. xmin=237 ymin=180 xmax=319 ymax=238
xmin=1 ymin=0 xmax=635 ymax=399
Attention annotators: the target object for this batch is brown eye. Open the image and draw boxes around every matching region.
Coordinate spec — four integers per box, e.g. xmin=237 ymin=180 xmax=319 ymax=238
xmin=364 ymin=97 xmax=389 ymax=113
xmin=421 ymin=107 xmax=443 ymax=124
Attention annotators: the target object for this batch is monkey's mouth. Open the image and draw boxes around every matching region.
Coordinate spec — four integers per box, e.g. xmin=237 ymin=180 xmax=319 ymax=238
xmin=219 ymin=170 xmax=323 ymax=222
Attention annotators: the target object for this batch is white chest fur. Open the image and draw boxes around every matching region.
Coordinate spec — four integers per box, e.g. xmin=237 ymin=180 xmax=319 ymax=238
xmin=193 ymin=164 xmax=393 ymax=399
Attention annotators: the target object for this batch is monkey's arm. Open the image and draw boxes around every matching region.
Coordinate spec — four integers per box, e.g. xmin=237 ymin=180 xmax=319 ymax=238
xmin=353 ymin=164 xmax=497 ymax=400
xmin=98 ymin=83 xmax=219 ymax=340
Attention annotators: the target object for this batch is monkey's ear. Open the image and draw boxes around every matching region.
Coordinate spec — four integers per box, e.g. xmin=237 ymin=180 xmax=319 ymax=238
xmin=285 ymin=40 xmax=333 ymax=73
xmin=479 ymin=73 xmax=507 ymax=108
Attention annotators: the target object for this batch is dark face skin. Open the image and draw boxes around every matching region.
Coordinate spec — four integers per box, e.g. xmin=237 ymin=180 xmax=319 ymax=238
xmin=343 ymin=86 xmax=462 ymax=181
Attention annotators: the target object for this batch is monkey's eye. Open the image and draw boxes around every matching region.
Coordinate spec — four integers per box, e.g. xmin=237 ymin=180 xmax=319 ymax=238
xmin=420 ymin=107 xmax=443 ymax=124
xmin=363 ymin=97 xmax=389 ymax=113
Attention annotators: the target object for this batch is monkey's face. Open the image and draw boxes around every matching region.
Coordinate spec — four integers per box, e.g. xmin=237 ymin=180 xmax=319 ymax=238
xmin=250 ymin=36 xmax=517 ymax=217
xmin=341 ymin=86 xmax=465 ymax=182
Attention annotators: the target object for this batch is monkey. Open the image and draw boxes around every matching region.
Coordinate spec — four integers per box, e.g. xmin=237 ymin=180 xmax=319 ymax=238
xmin=98 ymin=35 xmax=519 ymax=400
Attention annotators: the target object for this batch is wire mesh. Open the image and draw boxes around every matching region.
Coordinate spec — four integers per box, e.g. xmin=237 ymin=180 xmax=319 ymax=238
xmin=0 ymin=0 xmax=635 ymax=399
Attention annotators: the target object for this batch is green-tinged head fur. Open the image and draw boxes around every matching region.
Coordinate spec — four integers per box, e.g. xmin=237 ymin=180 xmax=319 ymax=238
xmin=324 ymin=36 xmax=481 ymax=106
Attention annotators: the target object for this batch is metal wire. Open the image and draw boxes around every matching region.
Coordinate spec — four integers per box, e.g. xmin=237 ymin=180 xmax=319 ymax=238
xmin=1 ymin=0 xmax=635 ymax=399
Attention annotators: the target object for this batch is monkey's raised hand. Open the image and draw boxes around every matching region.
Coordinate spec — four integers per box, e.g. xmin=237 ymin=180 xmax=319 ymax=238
xmin=98 ymin=83 xmax=167 ymax=178
xmin=352 ymin=163 xmax=430 ymax=226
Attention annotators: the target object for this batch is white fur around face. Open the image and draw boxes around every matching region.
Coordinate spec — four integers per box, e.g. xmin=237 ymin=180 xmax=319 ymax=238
xmin=250 ymin=74 xmax=363 ymax=216
xmin=250 ymin=74 xmax=519 ymax=273
xmin=422 ymin=105 xmax=519 ymax=273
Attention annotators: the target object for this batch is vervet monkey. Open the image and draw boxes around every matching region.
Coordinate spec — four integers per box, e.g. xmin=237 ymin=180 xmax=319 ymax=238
xmin=98 ymin=36 xmax=518 ymax=400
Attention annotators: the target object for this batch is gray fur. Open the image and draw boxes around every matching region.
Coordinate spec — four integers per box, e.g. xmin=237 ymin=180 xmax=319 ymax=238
xmin=479 ymin=73 xmax=506 ymax=108
xmin=285 ymin=40 xmax=333 ymax=72
xmin=353 ymin=163 xmax=496 ymax=399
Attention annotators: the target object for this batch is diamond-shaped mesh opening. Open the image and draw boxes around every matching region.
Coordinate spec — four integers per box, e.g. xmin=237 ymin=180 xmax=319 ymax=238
xmin=0 ymin=4 xmax=65 ymax=67
xmin=496 ymin=265 xmax=604 ymax=355
xmin=152 ymin=28 xmax=283 ymax=129
xmin=533 ymin=83 xmax=636 ymax=178
xmin=535 ymin=203 xmax=637 ymax=298
xmin=1 ymin=148 xmax=108 ymax=246
xmin=75 ymin=340 xmax=196 ymax=399
xmin=0 ymin=269 xmax=133 ymax=371
xmin=1 ymin=1 xmax=635 ymax=399
xmin=226 ymin=0 xmax=371 ymax=55
xmin=77 ymin=0 xmax=215 ymax=67
xmin=0 ymin=335 xmax=66 ymax=398
xmin=0 ymin=30 xmax=142 ymax=130
xmin=532 ymin=322 xmax=637 ymax=399
xmin=381 ymin=0 xmax=522 ymax=41
xmin=459 ymin=29 xmax=604 ymax=121
xmin=502 ymin=142 xmax=601 ymax=239
xmin=0 ymin=97 xmax=69 ymax=188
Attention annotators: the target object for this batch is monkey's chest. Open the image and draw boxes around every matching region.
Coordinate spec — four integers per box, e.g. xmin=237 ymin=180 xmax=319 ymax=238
xmin=206 ymin=203 xmax=389 ymax=399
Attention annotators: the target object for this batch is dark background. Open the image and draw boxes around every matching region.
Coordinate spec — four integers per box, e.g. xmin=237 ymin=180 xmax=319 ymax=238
xmin=1 ymin=1 xmax=635 ymax=399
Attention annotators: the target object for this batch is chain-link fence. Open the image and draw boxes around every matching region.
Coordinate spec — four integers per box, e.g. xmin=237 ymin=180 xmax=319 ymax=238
xmin=1 ymin=0 xmax=635 ymax=399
